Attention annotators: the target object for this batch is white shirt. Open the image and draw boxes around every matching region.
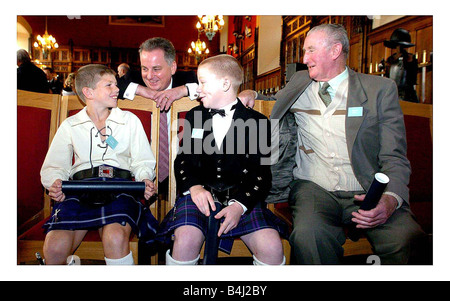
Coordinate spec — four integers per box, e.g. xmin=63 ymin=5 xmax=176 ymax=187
xmin=40 ymin=107 xmax=156 ymax=188
xmin=210 ymin=99 xmax=247 ymax=214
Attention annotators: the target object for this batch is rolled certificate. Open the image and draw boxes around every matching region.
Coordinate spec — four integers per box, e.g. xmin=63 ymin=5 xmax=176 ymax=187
xmin=62 ymin=181 xmax=145 ymax=195
xmin=359 ymin=173 xmax=390 ymax=210
xmin=202 ymin=201 xmax=222 ymax=265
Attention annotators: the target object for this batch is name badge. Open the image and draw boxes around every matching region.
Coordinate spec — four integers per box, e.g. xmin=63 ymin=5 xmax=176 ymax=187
xmin=105 ymin=135 xmax=119 ymax=149
xmin=192 ymin=128 xmax=204 ymax=139
xmin=348 ymin=107 xmax=363 ymax=117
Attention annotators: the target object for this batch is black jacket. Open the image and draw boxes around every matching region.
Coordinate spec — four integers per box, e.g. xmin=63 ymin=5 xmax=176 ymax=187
xmin=174 ymin=100 xmax=272 ymax=211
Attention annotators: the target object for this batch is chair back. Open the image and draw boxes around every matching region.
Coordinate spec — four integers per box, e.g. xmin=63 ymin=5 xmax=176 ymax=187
xmin=400 ymin=100 xmax=433 ymax=233
xmin=254 ymin=100 xmax=276 ymax=119
xmin=17 ymin=90 xmax=60 ymax=231
xmin=167 ymin=98 xmax=201 ymax=213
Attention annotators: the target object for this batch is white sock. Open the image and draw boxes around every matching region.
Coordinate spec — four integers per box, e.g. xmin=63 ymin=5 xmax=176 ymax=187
xmin=165 ymin=250 xmax=199 ymax=265
xmin=104 ymin=251 xmax=134 ymax=265
xmin=253 ymin=255 xmax=286 ymax=265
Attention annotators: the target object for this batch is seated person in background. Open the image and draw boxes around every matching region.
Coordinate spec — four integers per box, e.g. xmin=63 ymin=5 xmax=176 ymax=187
xmin=41 ymin=64 xmax=158 ymax=265
xmin=17 ymin=49 xmax=49 ymax=93
xmin=62 ymin=73 xmax=76 ymax=96
xmin=44 ymin=67 xmax=63 ymax=94
xmin=158 ymin=54 xmax=288 ymax=265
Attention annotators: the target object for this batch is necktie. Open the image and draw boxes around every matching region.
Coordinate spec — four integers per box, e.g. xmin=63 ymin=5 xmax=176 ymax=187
xmin=318 ymin=82 xmax=332 ymax=107
xmin=158 ymin=111 xmax=169 ymax=182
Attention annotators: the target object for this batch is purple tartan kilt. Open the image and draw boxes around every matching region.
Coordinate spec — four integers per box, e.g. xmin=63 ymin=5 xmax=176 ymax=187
xmin=157 ymin=194 xmax=289 ymax=254
xmin=43 ymin=178 xmax=159 ymax=245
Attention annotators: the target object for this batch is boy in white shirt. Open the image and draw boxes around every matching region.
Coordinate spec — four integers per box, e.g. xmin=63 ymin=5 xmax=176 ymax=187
xmin=41 ymin=64 xmax=157 ymax=265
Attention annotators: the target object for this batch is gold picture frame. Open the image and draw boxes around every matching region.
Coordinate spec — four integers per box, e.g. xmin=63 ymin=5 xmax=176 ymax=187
xmin=108 ymin=16 xmax=164 ymax=27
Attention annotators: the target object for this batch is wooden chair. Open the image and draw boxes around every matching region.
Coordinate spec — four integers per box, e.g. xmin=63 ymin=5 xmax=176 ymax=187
xmin=256 ymin=99 xmax=374 ymax=261
xmin=18 ymin=94 xmax=160 ymax=264
xmin=166 ymin=98 xmax=291 ymax=264
xmin=17 ymin=90 xmax=60 ymax=264
xmin=400 ymin=100 xmax=433 ymax=235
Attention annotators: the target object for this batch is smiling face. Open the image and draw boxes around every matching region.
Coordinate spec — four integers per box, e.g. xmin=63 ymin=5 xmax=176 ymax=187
xmin=91 ymin=73 xmax=119 ymax=109
xmin=196 ymin=66 xmax=229 ymax=109
xmin=140 ymin=48 xmax=176 ymax=91
xmin=302 ymin=30 xmax=345 ymax=82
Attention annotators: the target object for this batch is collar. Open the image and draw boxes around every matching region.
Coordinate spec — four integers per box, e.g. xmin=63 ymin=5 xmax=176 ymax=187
xmin=321 ymin=67 xmax=348 ymax=91
xmin=67 ymin=107 xmax=126 ymax=127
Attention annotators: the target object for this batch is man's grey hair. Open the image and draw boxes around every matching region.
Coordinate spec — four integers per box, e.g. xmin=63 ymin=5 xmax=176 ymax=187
xmin=308 ymin=24 xmax=349 ymax=58
xmin=139 ymin=37 xmax=176 ymax=65
xmin=17 ymin=49 xmax=31 ymax=64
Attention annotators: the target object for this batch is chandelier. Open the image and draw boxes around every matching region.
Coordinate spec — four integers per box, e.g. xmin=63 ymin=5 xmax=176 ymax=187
xmin=188 ymin=32 xmax=209 ymax=62
xmin=196 ymin=15 xmax=225 ymax=41
xmin=33 ymin=17 xmax=59 ymax=55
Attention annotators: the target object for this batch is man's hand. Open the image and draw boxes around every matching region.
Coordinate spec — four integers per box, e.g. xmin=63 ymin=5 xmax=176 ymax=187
xmin=48 ymin=179 xmax=65 ymax=202
xmin=237 ymin=90 xmax=258 ymax=108
xmin=136 ymin=85 xmax=158 ymax=100
xmin=189 ymin=185 xmax=216 ymax=216
xmin=143 ymin=179 xmax=156 ymax=200
xmin=351 ymin=194 xmax=397 ymax=228
xmin=154 ymin=86 xmax=188 ymax=111
xmin=215 ymin=203 xmax=243 ymax=236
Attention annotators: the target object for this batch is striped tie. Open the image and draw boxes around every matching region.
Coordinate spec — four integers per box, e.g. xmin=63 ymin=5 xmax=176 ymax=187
xmin=158 ymin=111 xmax=169 ymax=182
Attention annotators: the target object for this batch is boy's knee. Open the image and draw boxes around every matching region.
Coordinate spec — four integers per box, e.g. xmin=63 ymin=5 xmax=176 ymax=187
xmin=102 ymin=224 xmax=130 ymax=249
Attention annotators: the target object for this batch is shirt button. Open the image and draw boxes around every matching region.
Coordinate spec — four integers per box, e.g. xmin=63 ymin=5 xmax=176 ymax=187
xmin=334 ymin=167 xmax=339 ymax=171
xmin=330 ymin=152 xmax=336 ymax=157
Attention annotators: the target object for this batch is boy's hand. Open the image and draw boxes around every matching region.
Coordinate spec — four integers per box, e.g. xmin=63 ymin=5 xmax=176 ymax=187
xmin=215 ymin=203 xmax=243 ymax=236
xmin=143 ymin=179 xmax=156 ymax=200
xmin=189 ymin=185 xmax=216 ymax=216
xmin=48 ymin=179 xmax=65 ymax=203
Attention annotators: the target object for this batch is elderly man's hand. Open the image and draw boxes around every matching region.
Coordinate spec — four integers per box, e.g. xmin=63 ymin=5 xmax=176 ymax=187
xmin=237 ymin=90 xmax=258 ymax=108
xmin=351 ymin=194 xmax=397 ymax=228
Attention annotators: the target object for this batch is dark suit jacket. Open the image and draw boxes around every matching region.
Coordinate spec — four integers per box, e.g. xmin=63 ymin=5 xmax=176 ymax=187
xmin=174 ymin=100 xmax=272 ymax=211
xmin=17 ymin=62 xmax=49 ymax=93
xmin=263 ymin=69 xmax=411 ymax=204
xmin=117 ymin=70 xmax=197 ymax=99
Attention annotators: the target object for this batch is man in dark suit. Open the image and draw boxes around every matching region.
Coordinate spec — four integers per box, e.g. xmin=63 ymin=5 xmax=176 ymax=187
xmin=117 ymin=37 xmax=199 ymax=192
xmin=117 ymin=37 xmax=198 ymax=109
xmin=17 ymin=49 xmax=49 ymax=93
xmin=158 ymin=55 xmax=287 ymax=265
xmin=239 ymin=24 xmax=428 ymax=264
xmin=117 ymin=37 xmax=198 ymax=264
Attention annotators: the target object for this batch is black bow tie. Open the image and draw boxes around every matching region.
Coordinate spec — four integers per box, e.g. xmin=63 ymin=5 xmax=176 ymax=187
xmin=209 ymin=104 xmax=237 ymax=117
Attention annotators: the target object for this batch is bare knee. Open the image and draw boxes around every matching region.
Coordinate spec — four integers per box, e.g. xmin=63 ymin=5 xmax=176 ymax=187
xmin=101 ymin=223 xmax=131 ymax=258
xmin=243 ymin=229 xmax=284 ymax=265
xmin=43 ymin=231 xmax=73 ymax=264
xmin=172 ymin=226 xmax=204 ymax=261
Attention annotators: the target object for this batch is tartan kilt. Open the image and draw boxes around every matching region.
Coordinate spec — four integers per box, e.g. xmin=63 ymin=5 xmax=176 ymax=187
xmin=43 ymin=178 xmax=159 ymax=245
xmin=157 ymin=194 xmax=289 ymax=254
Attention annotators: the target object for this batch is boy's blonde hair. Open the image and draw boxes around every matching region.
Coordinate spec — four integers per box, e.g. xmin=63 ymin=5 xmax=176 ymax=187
xmin=75 ymin=64 xmax=116 ymax=103
xmin=198 ymin=54 xmax=243 ymax=93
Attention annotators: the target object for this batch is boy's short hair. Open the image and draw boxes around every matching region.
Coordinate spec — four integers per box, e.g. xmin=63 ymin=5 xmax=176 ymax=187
xmin=198 ymin=54 xmax=243 ymax=92
xmin=75 ymin=64 xmax=116 ymax=103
